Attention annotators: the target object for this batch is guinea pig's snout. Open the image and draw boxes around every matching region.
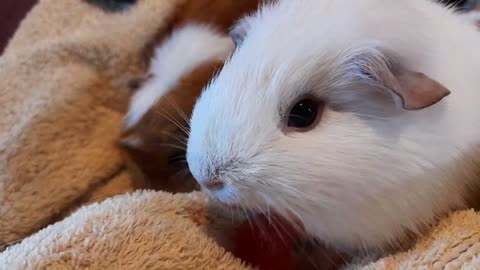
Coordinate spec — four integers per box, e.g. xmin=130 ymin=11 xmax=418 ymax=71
xmin=186 ymin=157 xmax=225 ymax=191
xmin=186 ymin=142 xmax=230 ymax=195
xmin=203 ymin=179 xmax=225 ymax=191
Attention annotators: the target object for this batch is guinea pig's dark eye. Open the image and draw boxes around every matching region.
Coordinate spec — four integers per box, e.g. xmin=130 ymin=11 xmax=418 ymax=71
xmin=168 ymin=152 xmax=187 ymax=169
xmin=287 ymin=98 xmax=323 ymax=130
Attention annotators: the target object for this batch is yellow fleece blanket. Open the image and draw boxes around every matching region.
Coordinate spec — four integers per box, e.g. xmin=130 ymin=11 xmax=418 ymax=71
xmin=0 ymin=0 xmax=479 ymax=269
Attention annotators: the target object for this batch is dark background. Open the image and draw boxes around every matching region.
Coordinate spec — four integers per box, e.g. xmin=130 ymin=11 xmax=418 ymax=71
xmin=0 ymin=0 xmax=37 ymax=54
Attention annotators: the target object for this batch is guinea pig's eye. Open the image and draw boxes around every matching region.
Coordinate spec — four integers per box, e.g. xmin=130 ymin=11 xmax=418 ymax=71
xmin=286 ymin=98 xmax=324 ymax=130
xmin=168 ymin=152 xmax=187 ymax=169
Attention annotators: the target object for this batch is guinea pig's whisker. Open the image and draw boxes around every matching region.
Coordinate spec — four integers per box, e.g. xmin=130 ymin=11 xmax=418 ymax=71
xmin=237 ymin=194 xmax=323 ymax=269
xmin=152 ymin=108 xmax=189 ymax=136
xmin=249 ymin=200 xmax=294 ymax=247
xmin=166 ymin=97 xmax=191 ymax=127
xmin=271 ymin=207 xmax=325 ymax=269
xmin=266 ymin=182 xmax=333 ymax=208
xmin=171 ymin=168 xmax=190 ymax=178
xmin=159 ymin=108 xmax=190 ymax=135
xmin=236 ymin=194 xmax=259 ymax=232
xmin=170 ymin=159 xmax=187 ymax=168
xmin=157 ymin=110 xmax=190 ymax=135
xmin=159 ymin=131 xmax=188 ymax=146
xmin=269 ymin=225 xmax=316 ymax=268
xmin=239 ymin=204 xmax=255 ymax=232
xmin=361 ymin=240 xmax=371 ymax=258
xmin=333 ymin=248 xmax=350 ymax=266
xmin=267 ymin=175 xmax=334 ymax=205
xmin=268 ymin=178 xmax=313 ymax=198
xmin=153 ymin=143 xmax=186 ymax=151
xmin=171 ymin=158 xmax=187 ymax=164
xmin=267 ymin=212 xmax=298 ymax=248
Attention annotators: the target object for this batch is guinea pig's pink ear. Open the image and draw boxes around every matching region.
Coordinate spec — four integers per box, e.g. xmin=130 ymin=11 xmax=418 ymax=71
xmin=388 ymin=70 xmax=451 ymax=110
xmin=230 ymin=16 xmax=255 ymax=48
xmin=354 ymin=47 xmax=451 ymax=111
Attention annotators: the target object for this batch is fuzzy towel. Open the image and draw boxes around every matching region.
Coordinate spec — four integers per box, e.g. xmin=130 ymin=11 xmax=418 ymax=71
xmin=0 ymin=0 xmax=479 ymax=269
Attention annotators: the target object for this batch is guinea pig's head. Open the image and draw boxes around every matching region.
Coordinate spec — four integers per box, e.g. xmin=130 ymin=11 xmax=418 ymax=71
xmin=186 ymin=0 xmax=470 ymax=253
xmin=121 ymin=24 xmax=234 ymax=193
xmin=120 ymin=65 xmax=216 ymax=193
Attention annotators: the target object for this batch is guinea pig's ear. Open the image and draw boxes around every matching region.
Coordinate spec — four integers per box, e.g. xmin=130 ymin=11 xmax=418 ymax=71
xmin=352 ymin=46 xmax=451 ymax=110
xmin=230 ymin=16 xmax=255 ymax=48
xmin=385 ymin=69 xmax=451 ymax=110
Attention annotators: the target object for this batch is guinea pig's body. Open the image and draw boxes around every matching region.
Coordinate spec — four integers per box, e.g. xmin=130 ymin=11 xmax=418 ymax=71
xmin=121 ymin=1 xmax=263 ymax=192
xmin=187 ymin=0 xmax=480 ymax=254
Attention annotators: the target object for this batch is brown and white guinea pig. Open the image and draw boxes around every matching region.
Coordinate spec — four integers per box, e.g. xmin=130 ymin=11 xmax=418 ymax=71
xmin=187 ymin=0 xmax=480 ymax=256
xmin=120 ymin=1 xmax=264 ymax=193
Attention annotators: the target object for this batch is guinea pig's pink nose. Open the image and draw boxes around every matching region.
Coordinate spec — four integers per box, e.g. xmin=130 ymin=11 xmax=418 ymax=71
xmin=204 ymin=180 xmax=225 ymax=191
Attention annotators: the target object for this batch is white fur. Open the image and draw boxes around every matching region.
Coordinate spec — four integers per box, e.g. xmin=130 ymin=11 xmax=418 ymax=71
xmin=460 ymin=10 xmax=480 ymax=25
xmin=187 ymin=0 xmax=480 ymax=254
xmin=124 ymin=24 xmax=234 ymax=128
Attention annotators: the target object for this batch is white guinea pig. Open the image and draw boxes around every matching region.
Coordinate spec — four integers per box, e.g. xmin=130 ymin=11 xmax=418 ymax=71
xmin=186 ymin=0 xmax=480 ymax=254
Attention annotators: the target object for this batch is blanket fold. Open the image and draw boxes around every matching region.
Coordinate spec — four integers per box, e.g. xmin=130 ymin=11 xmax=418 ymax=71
xmin=0 ymin=191 xmax=248 ymax=269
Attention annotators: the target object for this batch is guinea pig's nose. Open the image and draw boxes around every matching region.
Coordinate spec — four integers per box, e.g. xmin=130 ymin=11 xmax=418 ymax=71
xmin=204 ymin=180 xmax=225 ymax=191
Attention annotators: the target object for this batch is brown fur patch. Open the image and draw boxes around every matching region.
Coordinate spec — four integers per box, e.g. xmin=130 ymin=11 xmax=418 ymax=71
xmin=120 ymin=0 xmax=264 ymax=193
xmin=120 ymin=61 xmax=225 ymax=193
xmin=141 ymin=0 xmax=264 ymax=65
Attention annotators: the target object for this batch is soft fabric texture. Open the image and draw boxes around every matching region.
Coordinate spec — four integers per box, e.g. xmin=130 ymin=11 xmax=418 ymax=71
xmin=0 ymin=0 xmax=479 ymax=269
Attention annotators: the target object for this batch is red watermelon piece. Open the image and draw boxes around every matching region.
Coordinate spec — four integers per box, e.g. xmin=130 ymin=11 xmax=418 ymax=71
xmin=233 ymin=213 xmax=301 ymax=270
